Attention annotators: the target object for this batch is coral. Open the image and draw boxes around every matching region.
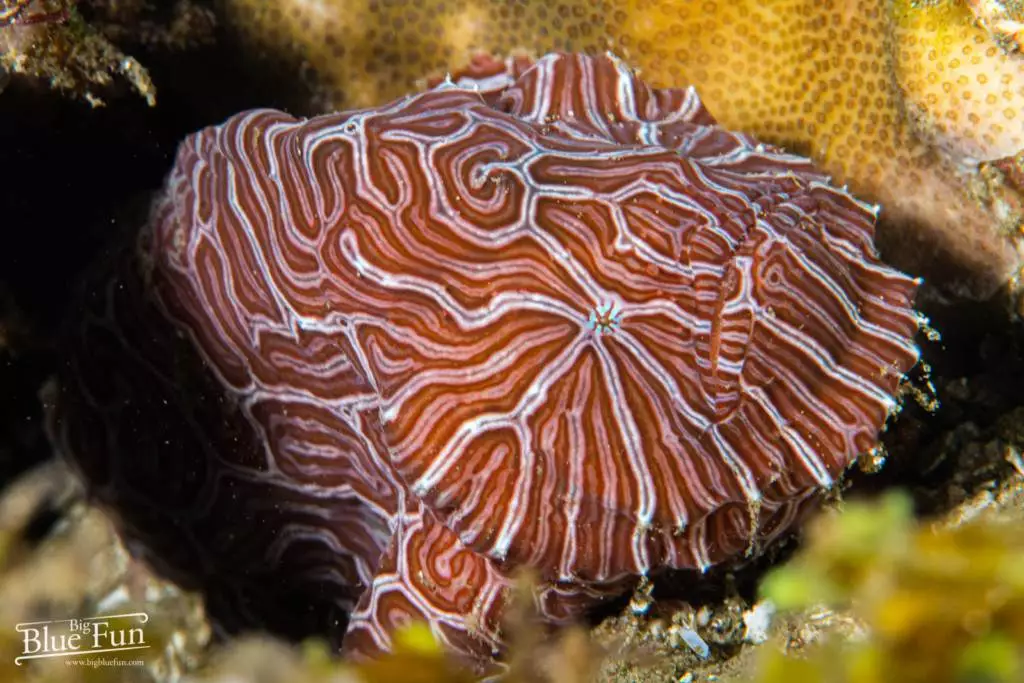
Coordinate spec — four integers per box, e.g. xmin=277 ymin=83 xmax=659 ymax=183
xmin=966 ymin=0 xmax=1024 ymax=53
xmin=0 ymin=0 xmax=215 ymax=105
xmin=607 ymin=0 xmax=1023 ymax=300
xmin=0 ymin=1 xmax=156 ymax=105
xmin=221 ymin=0 xmax=1024 ymax=299
xmin=49 ymin=53 xmax=919 ymax=668
xmin=0 ymin=0 xmax=69 ymax=27
xmin=892 ymin=0 xmax=1024 ymax=163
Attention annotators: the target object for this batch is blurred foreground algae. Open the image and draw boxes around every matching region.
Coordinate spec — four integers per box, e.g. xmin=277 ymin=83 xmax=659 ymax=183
xmin=184 ymin=484 xmax=1024 ymax=683
xmin=0 ymin=461 xmax=208 ymax=683
xmin=4 ymin=441 xmax=1024 ymax=681
xmin=188 ymin=626 xmax=475 ymax=683
xmin=188 ymin=620 xmax=608 ymax=683
xmin=746 ymin=489 xmax=1024 ymax=683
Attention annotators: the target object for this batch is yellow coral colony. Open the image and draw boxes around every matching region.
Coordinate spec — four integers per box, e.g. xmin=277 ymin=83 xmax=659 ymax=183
xmin=222 ymin=0 xmax=1024 ymax=298
xmin=893 ymin=1 xmax=1023 ymax=162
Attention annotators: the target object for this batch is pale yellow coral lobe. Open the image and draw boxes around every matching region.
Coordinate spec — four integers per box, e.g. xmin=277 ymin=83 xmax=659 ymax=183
xmin=224 ymin=0 xmax=1024 ymax=297
xmin=892 ymin=0 xmax=1024 ymax=162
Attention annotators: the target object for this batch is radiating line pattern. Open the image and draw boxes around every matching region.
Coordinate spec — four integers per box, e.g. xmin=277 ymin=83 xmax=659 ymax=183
xmin=51 ymin=53 xmax=921 ymax=666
